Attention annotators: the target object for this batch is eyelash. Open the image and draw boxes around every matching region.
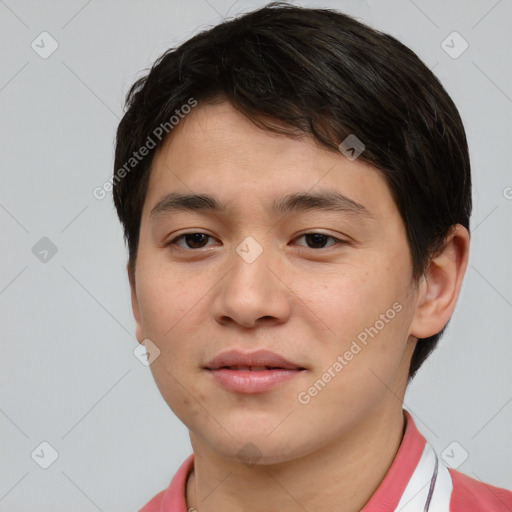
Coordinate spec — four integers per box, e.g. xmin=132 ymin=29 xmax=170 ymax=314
xmin=166 ymin=232 xmax=348 ymax=251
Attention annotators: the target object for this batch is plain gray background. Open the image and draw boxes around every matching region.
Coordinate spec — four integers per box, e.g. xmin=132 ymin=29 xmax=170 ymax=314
xmin=1 ymin=0 xmax=511 ymax=510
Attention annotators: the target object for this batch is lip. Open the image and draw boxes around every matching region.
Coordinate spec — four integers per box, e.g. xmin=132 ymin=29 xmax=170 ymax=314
xmin=204 ymin=349 xmax=306 ymax=394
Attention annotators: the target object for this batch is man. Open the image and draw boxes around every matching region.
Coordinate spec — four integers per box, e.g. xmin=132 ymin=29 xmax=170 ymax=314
xmin=112 ymin=3 xmax=512 ymax=510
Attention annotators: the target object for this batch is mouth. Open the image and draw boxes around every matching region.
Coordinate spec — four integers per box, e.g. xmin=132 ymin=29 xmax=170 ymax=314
xmin=204 ymin=350 xmax=306 ymax=394
xmin=211 ymin=365 xmax=302 ymax=371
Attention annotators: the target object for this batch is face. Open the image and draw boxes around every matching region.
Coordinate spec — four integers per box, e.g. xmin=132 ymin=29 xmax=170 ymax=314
xmin=130 ymin=101 xmax=420 ymax=465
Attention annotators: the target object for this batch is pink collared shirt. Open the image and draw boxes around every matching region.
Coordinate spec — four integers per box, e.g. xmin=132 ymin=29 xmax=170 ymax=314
xmin=139 ymin=411 xmax=512 ymax=511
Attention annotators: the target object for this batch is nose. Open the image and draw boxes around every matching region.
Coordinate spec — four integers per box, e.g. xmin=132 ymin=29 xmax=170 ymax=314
xmin=210 ymin=246 xmax=292 ymax=329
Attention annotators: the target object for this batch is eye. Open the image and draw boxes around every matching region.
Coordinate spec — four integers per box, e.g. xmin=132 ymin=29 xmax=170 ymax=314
xmin=167 ymin=232 xmax=346 ymax=251
xmin=168 ymin=232 xmax=217 ymax=249
xmin=294 ymin=233 xmax=342 ymax=249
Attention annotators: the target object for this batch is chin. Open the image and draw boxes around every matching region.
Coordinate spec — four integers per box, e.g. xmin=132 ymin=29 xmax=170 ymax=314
xmin=194 ymin=419 xmax=318 ymax=467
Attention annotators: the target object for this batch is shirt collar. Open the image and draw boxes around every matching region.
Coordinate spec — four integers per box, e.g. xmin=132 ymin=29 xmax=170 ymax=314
xmin=362 ymin=410 xmax=429 ymax=511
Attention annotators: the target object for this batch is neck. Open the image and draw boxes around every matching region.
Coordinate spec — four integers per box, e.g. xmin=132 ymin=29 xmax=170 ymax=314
xmin=186 ymin=405 xmax=406 ymax=512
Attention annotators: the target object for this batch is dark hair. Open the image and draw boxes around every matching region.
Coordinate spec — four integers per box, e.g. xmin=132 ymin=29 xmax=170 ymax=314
xmin=113 ymin=2 xmax=471 ymax=379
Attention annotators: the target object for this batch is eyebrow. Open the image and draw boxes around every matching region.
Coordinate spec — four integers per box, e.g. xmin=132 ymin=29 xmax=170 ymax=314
xmin=150 ymin=190 xmax=372 ymax=220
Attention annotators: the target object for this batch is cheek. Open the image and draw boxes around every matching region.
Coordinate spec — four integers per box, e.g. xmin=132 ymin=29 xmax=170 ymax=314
xmin=135 ymin=278 xmax=209 ymax=393
xmin=137 ymin=272 xmax=211 ymax=424
xmin=149 ymin=360 xmax=210 ymax=433
xmin=299 ymin=309 xmax=413 ymax=426
xmin=298 ymin=257 xmax=414 ymax=371
xmin=136 ymin=268 xmax=196 ymax=337
xmin=300 ymin=266 xmax=396 ymax=336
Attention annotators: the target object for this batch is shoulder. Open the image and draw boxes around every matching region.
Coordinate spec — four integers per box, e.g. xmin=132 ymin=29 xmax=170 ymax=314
xmin=138 ymin=489 xmax=166 ymax=512
xmin=449 ymin=468 xmax=512 ymax=511
xmin=137 ymin=454 xmax=195 ymax=512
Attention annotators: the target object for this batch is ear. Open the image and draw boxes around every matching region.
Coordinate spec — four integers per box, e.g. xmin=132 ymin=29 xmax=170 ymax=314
xmin=410 ymin=224 xmax=470 ymax=339
xmin=128 ymin=262 xmax=145 ymax=343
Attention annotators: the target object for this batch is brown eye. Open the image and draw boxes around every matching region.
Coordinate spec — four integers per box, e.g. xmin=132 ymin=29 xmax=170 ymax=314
xmin=295 ymin=233 xmax=340 ymax=249
xmin=170 ymin=233 xmax=214 ymax=249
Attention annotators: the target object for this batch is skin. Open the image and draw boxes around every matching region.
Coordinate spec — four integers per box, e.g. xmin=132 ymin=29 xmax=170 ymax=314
xmin=129 ymin=101 xmax=469 ymax=512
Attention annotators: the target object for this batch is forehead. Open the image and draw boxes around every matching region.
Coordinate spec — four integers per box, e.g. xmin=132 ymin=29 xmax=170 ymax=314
xmin=143 ymin=101 xmax=397 ymax=220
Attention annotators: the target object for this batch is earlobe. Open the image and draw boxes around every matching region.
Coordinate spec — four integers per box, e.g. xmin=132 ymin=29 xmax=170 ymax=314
xmin=128 ymin=262 xmax=145 ymax=343
xmin=410 ymin=224 xmax=470 ymax=339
